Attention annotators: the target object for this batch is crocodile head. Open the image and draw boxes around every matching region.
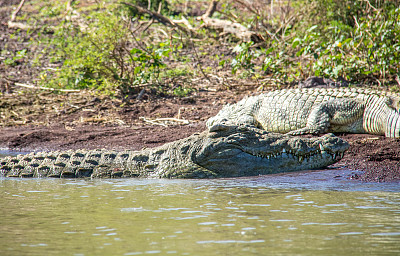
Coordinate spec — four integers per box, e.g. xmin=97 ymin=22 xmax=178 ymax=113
xmin=206 ymin=96 xmax=261 ymax=131
xmin=188 ymin=124 xmax=349 ymax=178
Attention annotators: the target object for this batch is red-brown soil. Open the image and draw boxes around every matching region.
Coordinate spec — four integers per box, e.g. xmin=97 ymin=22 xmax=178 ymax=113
xmin=0 ymin=88 xmax=243 ymax=151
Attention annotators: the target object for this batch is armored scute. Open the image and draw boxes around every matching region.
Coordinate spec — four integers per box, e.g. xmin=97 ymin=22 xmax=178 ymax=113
xmin=207 ymin=88 xmax=400 ymax=137
xmin=1 ymin=125 xmax=348 ymax=178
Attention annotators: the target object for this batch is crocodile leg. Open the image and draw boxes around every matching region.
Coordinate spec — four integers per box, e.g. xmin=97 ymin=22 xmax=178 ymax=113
xmin=287 ymin=98 xmax=365 ymax=135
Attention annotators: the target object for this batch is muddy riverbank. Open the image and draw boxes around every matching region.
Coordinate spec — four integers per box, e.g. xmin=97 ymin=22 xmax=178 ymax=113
xmin=1 ymin=89 xmax=399 ymax=182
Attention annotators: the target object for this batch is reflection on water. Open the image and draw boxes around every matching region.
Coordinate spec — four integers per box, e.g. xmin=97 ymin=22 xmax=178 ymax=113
xmin=0 ymin=149 xmax=30 ymax=159
xmin=1 ymin=177 xmax=400 ymax=255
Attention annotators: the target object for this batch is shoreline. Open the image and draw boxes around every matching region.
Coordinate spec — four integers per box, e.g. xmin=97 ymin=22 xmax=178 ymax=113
xmin=0 ymin=123 xmax=399 ymax=182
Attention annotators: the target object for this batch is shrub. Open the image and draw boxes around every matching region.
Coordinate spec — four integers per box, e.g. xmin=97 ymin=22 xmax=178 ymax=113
xmin=39 ymin=3 xmax=171 ymax=96
xmin=230 ymin=0 xmax=400 ymax=86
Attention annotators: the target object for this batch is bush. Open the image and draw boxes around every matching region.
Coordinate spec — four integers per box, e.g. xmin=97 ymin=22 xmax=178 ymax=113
xmin=39 ymin=3 xmax=171 ymax=96
xmin=34 ymin=0 xmax=399 ymax=94
xmin=231 ymin=0 xmax=400 ymax=86
xmin=296 ymin=0 xmax=400 ymax=84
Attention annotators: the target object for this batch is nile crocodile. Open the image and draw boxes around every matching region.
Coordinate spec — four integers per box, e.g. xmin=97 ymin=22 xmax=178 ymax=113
xmin=0 ymin=125 xmax=348 ymax=178
xmin=207 ymin=88 xmax=400 ymax=137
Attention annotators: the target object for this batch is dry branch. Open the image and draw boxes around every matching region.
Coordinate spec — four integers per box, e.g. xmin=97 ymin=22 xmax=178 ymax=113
xmin=232 ymin=0 xmax=259 ymax=16
xmin=202 ymin=0 xmax=219 ymax=18
xmin=7 ymin=0 xmax=79 ymax=32
xmin=65 ymin=0 xmax=89 ymax=32
xmin=10 ymin=0 xmax=26 ymax=22
xmin=7 ymin=0 xmax=33 ymax=30
xmin=199 ymin=0 xmax=264 ymax=43
xmin=172 ymin=16 xmax=193 ymax=30
xmin=139 ymin=117 xmax=189 ymax=127
xmin=14 ymin=83 xmax=80 ymax=92
xmin=7 ymin=0 xmax=46 ymax=31
xmin=121 ymin=2 xmax=200 ymax=37
xmin=7 ymin=21 xmax=33 ymax=30
xmin=200 ymin=17 xmax=264 ymax=43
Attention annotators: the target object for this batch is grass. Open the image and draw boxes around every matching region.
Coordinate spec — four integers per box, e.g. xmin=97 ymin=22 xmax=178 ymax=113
xmin=4 ymin=0 xmax=400 ymax=97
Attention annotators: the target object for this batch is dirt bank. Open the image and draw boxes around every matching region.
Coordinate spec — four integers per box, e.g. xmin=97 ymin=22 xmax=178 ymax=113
xmin=1 ymin=89 xmax=399 ymax=183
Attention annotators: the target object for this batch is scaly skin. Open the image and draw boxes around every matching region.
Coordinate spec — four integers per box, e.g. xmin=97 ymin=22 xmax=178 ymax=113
xmin=207 ymin=88 xmax=400 ymax=137
xmin=0 ymin=125 xmax=348 ymax=178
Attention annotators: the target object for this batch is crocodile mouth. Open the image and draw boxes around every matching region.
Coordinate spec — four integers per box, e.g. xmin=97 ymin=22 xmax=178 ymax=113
xmin=195 ymin=132 xmax=349 ymax=177
xmin=241 ymin=144 xmax=346 ymax=163
xmin=206 ymin=132 xmax=348 ymax=162
xmin=195 ymin=146 xmax=345 ymax=178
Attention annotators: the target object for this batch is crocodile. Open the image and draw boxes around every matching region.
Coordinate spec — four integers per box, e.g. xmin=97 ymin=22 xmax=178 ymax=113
xmin=207 ymin=88 xmax=400 ymax=137
xmin=0 ymin=125 xmax=348 ymax=179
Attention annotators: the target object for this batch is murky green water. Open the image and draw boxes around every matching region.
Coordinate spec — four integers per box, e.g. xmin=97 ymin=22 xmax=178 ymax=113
xmin=1 ymin=175 xmax=400 ymax=256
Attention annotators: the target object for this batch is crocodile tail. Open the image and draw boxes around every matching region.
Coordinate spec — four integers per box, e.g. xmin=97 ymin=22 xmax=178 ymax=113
xmin=386 ymin=109 xmax=400 ymax=138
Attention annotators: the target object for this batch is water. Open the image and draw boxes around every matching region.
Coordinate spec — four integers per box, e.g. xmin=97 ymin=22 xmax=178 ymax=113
xmin=0 ymin=149 xmax=28 ymax=157
xmin=1 ymin=175 xmax=400 ymax=256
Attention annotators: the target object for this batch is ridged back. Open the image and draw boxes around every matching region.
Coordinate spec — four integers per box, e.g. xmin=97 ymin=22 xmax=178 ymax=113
xmin=256 ymin=88 xmax=399 ymax=135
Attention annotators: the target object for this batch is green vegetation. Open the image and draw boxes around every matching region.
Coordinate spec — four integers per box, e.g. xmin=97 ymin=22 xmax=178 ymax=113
xmin=286 ymin=0 xmax=400 ymax=86
xmin=3 ymin=49 xmax=27 ymax=66
xmin=12 ymin=0 xmax=400 ymax=97
xmin=36 ymin=1 xmax=174 ymax=96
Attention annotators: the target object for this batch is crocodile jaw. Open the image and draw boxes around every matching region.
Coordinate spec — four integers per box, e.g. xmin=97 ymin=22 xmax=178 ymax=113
xmin=200 ymin=150 xmax=343 ymax=177
xmin=194 ymin=132 xmax=349 ymax=178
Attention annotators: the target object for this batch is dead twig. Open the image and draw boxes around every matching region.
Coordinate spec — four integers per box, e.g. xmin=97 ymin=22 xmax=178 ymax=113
xmin=139 ymin=117 xmax=189 ymax=127
xmin=232 ymin=0 xmax=259 ymax=16
xmin=14 ymin=83 xmax=80 ymax=92
xmin=395 ymin=75 xmax=400 ymax=88
xmin=7 ymin=0 xmax=38 ymax=32
xmin=7 ymin=21 xmax=34 ymax=30
xmin=10 ymin=0 xmax=26 ymax=22
xmin=202 ymin=0 xmax=219 ymax=18
xmin=198 ymin=0 xmax=264 ymax=43
xmin=188 ymin=38 xmax=213 ymax=84
xmin=7 ymin=0 xmax=65 ymax=31
xmin=172 ymin=16 xmax=193 ymax=30
xmin=121 ymin=2 xmax=200 ymax=37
